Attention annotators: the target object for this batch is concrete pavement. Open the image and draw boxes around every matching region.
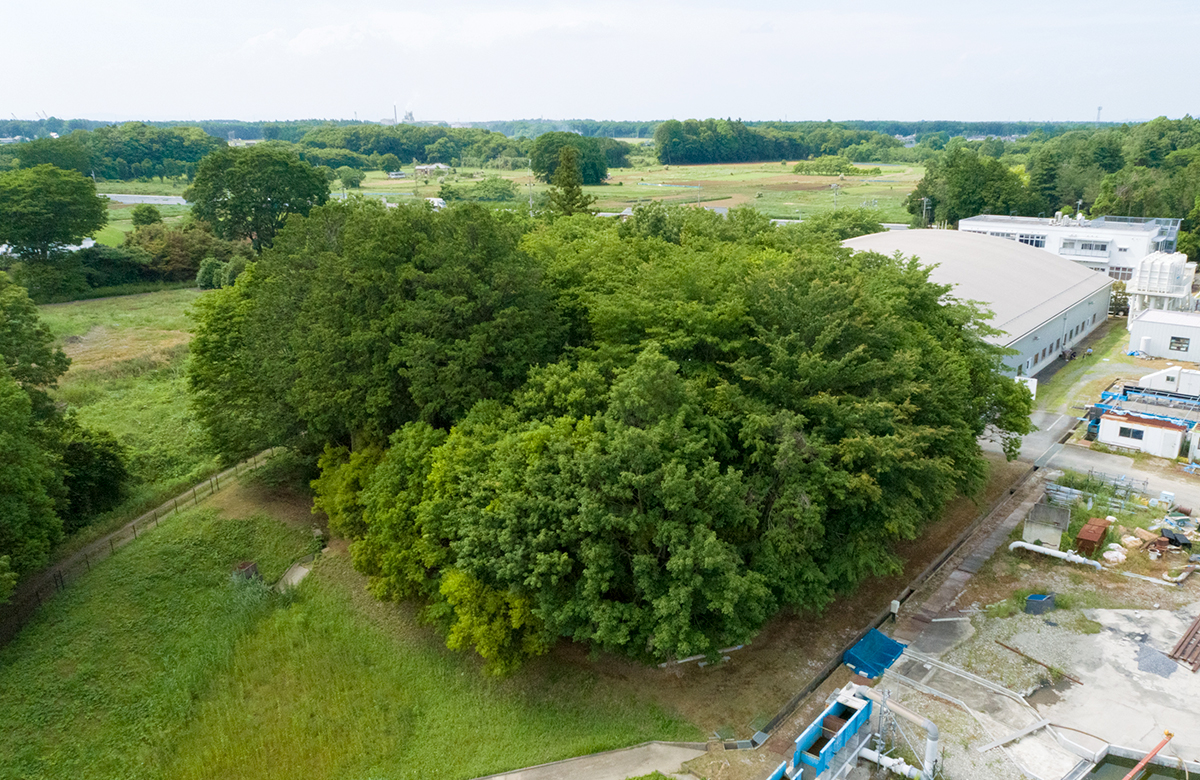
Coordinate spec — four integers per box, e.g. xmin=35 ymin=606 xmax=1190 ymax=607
xmin=474 ymin=742 xmax=706 ymax=780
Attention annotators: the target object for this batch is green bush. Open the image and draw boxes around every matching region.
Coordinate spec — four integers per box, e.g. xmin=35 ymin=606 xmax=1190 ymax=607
xmin=196 ymin=257 xmax=226 ymax=289
xmin=223 ymin=256 xmax=248 ymax=287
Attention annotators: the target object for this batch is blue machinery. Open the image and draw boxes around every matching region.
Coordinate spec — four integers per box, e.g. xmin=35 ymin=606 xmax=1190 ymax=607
xmin=765 ymin=682 xmax=938 ymax=780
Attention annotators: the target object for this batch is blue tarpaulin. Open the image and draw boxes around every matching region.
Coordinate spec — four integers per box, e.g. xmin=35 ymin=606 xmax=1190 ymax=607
xmin=843 ymin=629 xmax=905 ymax=680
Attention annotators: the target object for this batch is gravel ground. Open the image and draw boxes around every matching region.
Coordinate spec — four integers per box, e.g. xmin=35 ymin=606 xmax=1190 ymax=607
xmin=876 ymin=686 xmax=1018 ymax=780
xmin=942 ymin=612 xmax=1089 ymax=694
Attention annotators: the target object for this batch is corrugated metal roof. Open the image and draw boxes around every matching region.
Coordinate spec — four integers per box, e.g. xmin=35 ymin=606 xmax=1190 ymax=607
xmin=843 ymin=231 xmax=1113 ymax=345
xmin=1100 ymin=412 xmax=1187 ymax=432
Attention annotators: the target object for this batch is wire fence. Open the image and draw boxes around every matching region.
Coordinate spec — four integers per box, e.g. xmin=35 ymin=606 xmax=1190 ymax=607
xmin=0 ymin=449 xmax=279 ymax=647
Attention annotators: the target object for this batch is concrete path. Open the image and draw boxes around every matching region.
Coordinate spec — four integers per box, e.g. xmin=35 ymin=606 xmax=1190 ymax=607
xmin=475 ymin=742 xmax=706 ymax=780
xmin=894 ymin=472 xmax=1046 ymax=648
xmin=100 ymin=193 xmax=188 ymax=205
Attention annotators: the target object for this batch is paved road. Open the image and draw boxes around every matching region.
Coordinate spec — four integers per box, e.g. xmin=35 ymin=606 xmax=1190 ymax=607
xmin=100 ymin=193 xmax=188 ymax=205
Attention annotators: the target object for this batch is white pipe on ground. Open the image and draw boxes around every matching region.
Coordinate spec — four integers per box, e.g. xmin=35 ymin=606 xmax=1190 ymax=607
xmin=1008 ymin=541 xmax=1102 ymax=570
xmin=854 ymin=688 xmax=939 ymax=779
xmin=859 ymin=747 xmax=922 ymax=779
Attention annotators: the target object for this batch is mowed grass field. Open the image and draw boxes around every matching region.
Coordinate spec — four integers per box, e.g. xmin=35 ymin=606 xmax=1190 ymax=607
xmin=37 ymin=289 xmax=220 ymax=552
xmin=355 ymin=160 xmax=924 ymax=222
xmin=94 ymin=201 xmax=191 ymax=247
xmin=0 ymin=479 xmax=701 ymax=780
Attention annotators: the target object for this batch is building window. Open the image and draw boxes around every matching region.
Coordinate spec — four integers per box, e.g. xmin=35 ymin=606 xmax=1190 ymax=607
xmin=1092 ymin=314 xmax=1097 ymax=324
xmin=989 ymin=232 xmax=1016 ymax=240
xmin=1109 ymin=268 xmax=1133 ymax=281
xmin=1167 ymin=376 xmax=1176 ymax=383
xmin=1118 ymin=426 xmax=1145 ymax=440
xmin=1118 ymin=247 xmax=1129 ymax=252
xmin=1170 ymin=336 xmax=1190 ymax=352
xmin=1018 ymin=234 xmax=1047 ymax=248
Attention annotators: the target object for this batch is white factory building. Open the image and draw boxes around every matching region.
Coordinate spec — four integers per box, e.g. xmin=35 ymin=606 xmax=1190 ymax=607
xmin=844 ymin=231 xmax=1112 ymax=377
xmin=957 ymin=213 xmax=1180 ymax=281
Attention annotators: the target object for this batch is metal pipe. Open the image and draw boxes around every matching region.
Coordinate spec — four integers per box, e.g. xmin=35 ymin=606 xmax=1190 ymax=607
xmin=1008 ymin=541 xmax=1102 ymax=570
xmin=855 ymin=687 xmax=939 ymax=778
xmin=859 ymin=747 xmax=921 ymax=779
xmin=1122 ymin=732 xmax=1174 ymax=780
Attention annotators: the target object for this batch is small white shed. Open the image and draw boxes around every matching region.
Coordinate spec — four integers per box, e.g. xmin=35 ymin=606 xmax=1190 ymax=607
xmin=1097 ymin=412 xmax=1186 ymax=459
xmin=1137 ymin=366 xmax=1200 ymax=397
xmin=1128 ymin=310 xmax=1200 ymax=361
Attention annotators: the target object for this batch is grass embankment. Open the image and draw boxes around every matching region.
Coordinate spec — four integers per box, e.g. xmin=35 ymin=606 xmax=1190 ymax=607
xmin=0 ymin=484 xmax=699 ymax=780
xmin=38 ymin=289 xmax=219 ymax=555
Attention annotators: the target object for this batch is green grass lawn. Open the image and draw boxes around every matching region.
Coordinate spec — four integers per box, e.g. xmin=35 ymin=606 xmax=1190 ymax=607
xmin=0 ymin=494 xmax=699 ymax=780
xmin=95 ymin=202 xmax=192 ymax=247
xmin=1032 ymin=318 xmax=1137 ymax=414
xmin=38 ymin=289 xmax=220 ymax=554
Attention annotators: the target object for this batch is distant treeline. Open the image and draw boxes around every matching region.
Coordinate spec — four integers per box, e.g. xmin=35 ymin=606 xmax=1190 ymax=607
xmin=832 ymin=120 xmax=1112 ymax=140
xmin=3 ymin=124 xmax=224 ymax=181
xmin=653 ymin=119 xmax=900 ymax=165
xmin=470 ymin=120 xmax=658 ymax=139
xmin=0 ymin=118 xmax=368 ymax=143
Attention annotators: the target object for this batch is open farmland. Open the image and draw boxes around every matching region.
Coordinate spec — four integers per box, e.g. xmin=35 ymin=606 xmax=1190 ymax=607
xmin=352 ymin=160 xmax=924 ymax=222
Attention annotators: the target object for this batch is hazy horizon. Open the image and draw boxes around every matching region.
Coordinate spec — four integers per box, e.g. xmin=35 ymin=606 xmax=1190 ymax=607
xmin=8 ymin=0 xmax=1198 ymax=125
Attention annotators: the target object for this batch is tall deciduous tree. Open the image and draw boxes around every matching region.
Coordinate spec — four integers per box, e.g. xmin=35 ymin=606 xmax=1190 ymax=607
xmin=529 ymin=132 xmax=607 ymax=185
xmin=546 ymin=147 xmax=595 ymax=218
xmin=0 ymin=165 xmax=107 ymax=261
xmin=184 ymin=145 xmax=328 ymax=252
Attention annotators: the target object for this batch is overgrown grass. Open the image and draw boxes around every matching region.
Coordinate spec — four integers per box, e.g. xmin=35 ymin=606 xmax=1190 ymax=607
xmin=0 ymin=508 xmax=316 ymax=780
xmin=38 ymin=289 xmax=219 ymax=559
xmin=35 ymin=280 xmax=196 ymax=305
xmin=0 ymin=500 xmax=699 ymax=780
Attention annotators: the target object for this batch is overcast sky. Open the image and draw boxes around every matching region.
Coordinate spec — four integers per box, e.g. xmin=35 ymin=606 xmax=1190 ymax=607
xmin=6 ymin=0 xmax=1198 ymax=124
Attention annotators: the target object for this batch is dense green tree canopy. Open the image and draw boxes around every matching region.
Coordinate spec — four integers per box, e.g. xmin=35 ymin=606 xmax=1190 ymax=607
xmin=546 ymin=147 xmax=595 ymax=217
xmin=530 ymin=133 xmax=608 ymax=185
xmin=0 ymin=165 xmax=108 ymax=261
xmin=190 ymin=202 xmax=1032 ymax=672
xmin=184 ymin=145 xmax=329 ymax=252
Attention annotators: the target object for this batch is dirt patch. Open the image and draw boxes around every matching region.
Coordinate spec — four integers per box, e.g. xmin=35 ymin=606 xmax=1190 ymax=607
xmin=758 ymin=181 xmax=836 ymax=192
xmin=204 ymin=478 xmax=325 ymax=532
xmin=62 ymin=325 xmax=191 ymax=372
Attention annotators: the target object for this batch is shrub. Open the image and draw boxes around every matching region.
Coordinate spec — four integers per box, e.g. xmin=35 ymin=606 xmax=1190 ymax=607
xmin=223 ymin=256 xmax=248 ymax=287
xmin=196 ymin=256 xmax=226 ymax=289
xmin=130 ymin=204 xmax=163 ymax=227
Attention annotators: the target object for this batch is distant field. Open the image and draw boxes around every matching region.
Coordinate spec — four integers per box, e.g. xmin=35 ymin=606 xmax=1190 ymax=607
xmin=38 ymin=289 xmax=219 ymax=554
xmin=359 ymin=161 xmax=923 ymax=222
xmin=95 ymin=202 xmax=191 ymax=247
xmin=0 ymin=480 xmax=700 ymax=780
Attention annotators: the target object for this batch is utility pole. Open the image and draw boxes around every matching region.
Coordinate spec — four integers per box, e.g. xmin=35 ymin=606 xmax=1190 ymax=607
xmin=1097 ymin=106 xmax=1102 ymax=124
xmin=920 ymin=196 xmax=932 ymax=227
xmin=832 ymin=183 xmax=840 ymax=209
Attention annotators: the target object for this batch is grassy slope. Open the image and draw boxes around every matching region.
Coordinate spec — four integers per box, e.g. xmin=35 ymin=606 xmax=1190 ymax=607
xmin=94 ymin=202 xmax=191 ymax=247
xmin=38 ymin=289 xmax=219 ymax=552
xmin=0 ymin=508 xmax=315 ymax=780
xmin=0 ymin=488 xmax=699 ymax=780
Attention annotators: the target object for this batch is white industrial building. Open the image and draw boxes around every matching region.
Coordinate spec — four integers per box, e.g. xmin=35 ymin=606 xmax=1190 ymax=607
xmin=843 ymin=231 xmax=1112 ymax=377
xmin=1128 ymin=310 xmax=1200 ymax=361
xmin=1138 ymin=365 xmax=1200 ymax=396
xmin=957 ymin=213 xmax=1180 ymax=281
xmin=1097 ymin=411 xmax=1187 ymax=459
xmin=1125 ymin=251 xmax=1196 ymax=323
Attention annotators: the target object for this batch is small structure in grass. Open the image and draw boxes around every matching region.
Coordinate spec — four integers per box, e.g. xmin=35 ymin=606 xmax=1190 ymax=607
xmin=1024 ymin=502 xmax=1070 ymax=549
xmin=233 ymin=561 xmax=260 ymax=580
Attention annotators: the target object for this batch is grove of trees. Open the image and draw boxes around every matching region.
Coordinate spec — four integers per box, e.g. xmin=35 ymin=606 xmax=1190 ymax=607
xmin=0 ymin=272 xmax=129 ymax=603
xmin=904 ymin=116 xmax=1200 ymax=248
xmin=187 ymin=199 xmax=1032 ymax=672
